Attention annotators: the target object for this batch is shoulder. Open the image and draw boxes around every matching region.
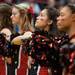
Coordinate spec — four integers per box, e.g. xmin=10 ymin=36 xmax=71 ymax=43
xmin=0 ymin=28 xmax=12 ymax=41
xmin=0 ymin=28 xmax=12 ymax=36
xmin=70 ymin=39 xmax=75 ymax=44
xmin=11 ymin=31 xmax=32 ymax=45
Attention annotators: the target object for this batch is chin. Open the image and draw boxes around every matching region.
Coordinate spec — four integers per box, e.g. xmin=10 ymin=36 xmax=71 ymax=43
xmin=13 ymin=23 xmax=17 ymax=25
xmin=12 ymin=22 xmax=15 ymax=25
xmin=59 ymin=28 xmax=65 ymax=32
xmin=35 ymin=23 xmax=38 ymax=28
xmin=58 ymin=26 xmax=62 ymax=31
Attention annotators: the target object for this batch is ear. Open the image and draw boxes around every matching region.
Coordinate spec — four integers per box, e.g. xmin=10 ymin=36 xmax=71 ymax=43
xmin=48 ymin=20 xmax=53 ymax=25
xmin=72 ymin=14 xmax=75 ymax=22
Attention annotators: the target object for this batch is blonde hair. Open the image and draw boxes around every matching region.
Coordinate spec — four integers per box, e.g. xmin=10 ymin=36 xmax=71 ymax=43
xmin=13 ymin=3 xmax=33 ymax=32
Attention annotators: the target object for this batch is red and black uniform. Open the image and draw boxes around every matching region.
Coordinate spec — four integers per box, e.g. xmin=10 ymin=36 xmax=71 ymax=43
xmin=25 ymin=30 xmax=60 ymax=75
xmin=0 ymin=33 xmax=8 ymax=75
xmin=68 ymin=35 xmax=75 ymax=74
xmin=11 ymin=32 xmax=29 ymax=75
xmin=0 ymin=56 xmax=6 ymax=75
xmin=4 ymin=32 xmax=20 ymax=75
xmin=59 ymin=34 xmax=75 ymax=75
xmin=16 ymin=45 xmax=28 ymax=75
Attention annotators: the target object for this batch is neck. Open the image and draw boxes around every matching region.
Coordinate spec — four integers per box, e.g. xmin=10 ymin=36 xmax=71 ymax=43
xmin=18 ymin=19 xmax=25 ymax=34
xmin=68 ymin=23 xmax=75 ymax=43
xmin=68 ymin=23 xmax=75 ymax=38
xmin=18 ymin=24 xmax=24 ymax=34
xmin=44 ymin=26 xmax=50 ymax=32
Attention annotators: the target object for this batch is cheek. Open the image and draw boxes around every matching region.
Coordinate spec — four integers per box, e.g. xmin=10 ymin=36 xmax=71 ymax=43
xmin=36 ymin=20 xmax=47 ymax=28
xmin=59 ymin=16 xmax=69 ymax=25
xmin=63 ymin=17 xmax=71 ymax=26
xmin=35 ymin=21 xmax=43 ymax=28
xmin=14 ymin=16 xmax=20 ymax=23
xmin=35 ymin=16 xmax=48 ymax=28
xmin=40 ymin=18 xmax=48 ymax=25
xmin=40 ymin=20 xmax=46 ymax=25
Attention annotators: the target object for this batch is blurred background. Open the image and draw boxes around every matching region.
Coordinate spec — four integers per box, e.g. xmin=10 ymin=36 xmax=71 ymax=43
xmin=0 ymin=0 xmax=75 ymax=17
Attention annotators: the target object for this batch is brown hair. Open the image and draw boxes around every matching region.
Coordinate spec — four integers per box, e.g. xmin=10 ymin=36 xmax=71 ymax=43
xmin=0 ymin=3 xmax=13 ymax=31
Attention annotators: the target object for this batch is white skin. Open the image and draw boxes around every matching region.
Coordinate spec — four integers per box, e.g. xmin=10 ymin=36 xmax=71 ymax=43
xmin=11 ymin=7 xmax=21 ymax=26
xmin=11 ymin=7 xmax=25 ymax=34
xmin=11 ymin=6 xmax=33 ymax=69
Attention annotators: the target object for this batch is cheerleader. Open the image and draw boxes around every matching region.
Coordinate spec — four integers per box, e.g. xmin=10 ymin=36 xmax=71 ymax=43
xmin=11 ymin=6 xmax=60 ymax=75
xmin=0 ymin=3 xmax=14 ymax=75
xmin=21 ymin=8 xmax=58 ymax=75
xmin=27 ymin=7 xmax=60 ymax=75
xmin=11 ymin=3 xmax=34 ymax=75
xmin=57 ymin=4 xmax=75 ymax=75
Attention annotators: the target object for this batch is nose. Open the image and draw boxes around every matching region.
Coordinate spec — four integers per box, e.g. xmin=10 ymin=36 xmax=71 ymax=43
xmin=57 ymin=16 xmax=59 ymax=21
xmin=36 ymin=16 xmax=39 ymax=20
xmin=10 ymin=15 xmax=12 ymax=19
xmin=57 ymin=16 xmax=61 ymax=21
xmin=10 ymin=14 xmax=13 ymax=19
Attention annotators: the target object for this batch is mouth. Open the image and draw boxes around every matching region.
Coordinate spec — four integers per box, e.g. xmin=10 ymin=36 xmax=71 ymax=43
xmin=35 ymin=20 xmax=38 ymax=25
xmin=57 ymin=21 xmax=61 ymax=25
xmin=57 ymin=22 xmax=62 ymax=27
xmin=11 ymin=19 xmax=14 ymax=22
xmin=35 ymin=20 xmax=39 ymax=24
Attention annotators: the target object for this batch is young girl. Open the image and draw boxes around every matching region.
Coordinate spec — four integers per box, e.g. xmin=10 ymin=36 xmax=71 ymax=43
xmin=0 ymin=3 xmax=13 ymax=75
xmin=11 ymin=3 xmax=34 ymax=75
xmin=57 ymin=4 xmax=75 ymax=75
xmin=26 ymin=7 xmax=59 ymax=75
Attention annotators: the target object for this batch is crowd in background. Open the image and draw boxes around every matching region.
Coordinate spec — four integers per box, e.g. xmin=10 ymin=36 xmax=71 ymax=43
xmin=0 ymin=0 xmax=75 ymax=75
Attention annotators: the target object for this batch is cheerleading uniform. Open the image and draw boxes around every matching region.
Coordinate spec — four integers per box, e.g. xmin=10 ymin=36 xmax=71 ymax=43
xmin=27 ymin=30 xmax=61 ymax=75
xmin=0 ymin=56 xmax=6 ymax=75
xmin=60 ymin=34 xmax=75 ymax=75
xmin=0 ymin=33 xmax=8 ymax=75
xmin=13 ymin=31 xmax=32 ymax=75
xmin=68 ymin=34 xmax=75 ymax=74
xmin=16 ymin=45 xmax=28 ymax=75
